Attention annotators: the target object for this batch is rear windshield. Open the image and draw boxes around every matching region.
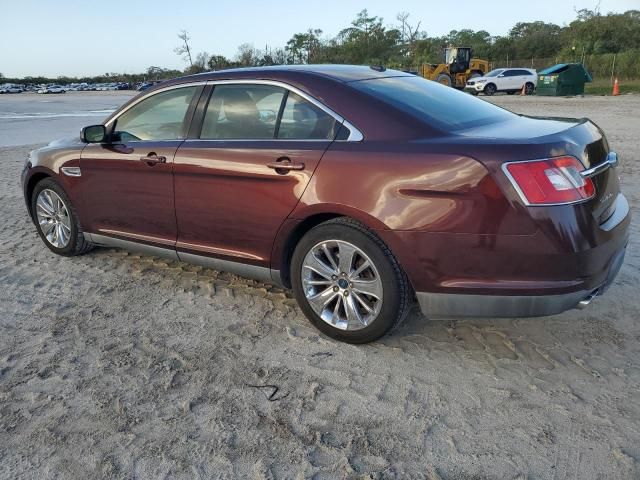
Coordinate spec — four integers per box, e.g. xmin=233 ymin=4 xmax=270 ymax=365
xmin=350 ymin=75 xmax=514 ymax=131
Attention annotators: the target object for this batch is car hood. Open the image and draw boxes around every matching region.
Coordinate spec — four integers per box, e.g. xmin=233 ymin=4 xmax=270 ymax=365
xmin=470 ymin=76 xmax=491 ymax=82
xmin=46 ymin=136 xmax=84 ymax=148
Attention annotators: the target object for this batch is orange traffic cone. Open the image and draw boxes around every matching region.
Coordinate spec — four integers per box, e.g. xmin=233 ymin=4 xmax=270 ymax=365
xmin=520 ymin=84 xmax=526 ymax=96
xmin=612 ymin=78 xmax=620 ymax=96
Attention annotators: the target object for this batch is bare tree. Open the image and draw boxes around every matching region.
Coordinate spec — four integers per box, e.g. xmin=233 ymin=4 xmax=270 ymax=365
xmin=397 ymin=12 xmax=423 ymax=45
xmin=236 ymin=43 xmax=259 ymax=67
xmin=174 ymin=30 xmax=194 ymax=67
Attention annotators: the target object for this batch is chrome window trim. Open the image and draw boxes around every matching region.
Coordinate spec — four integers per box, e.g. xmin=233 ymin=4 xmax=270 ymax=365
xmin=104 ymin=82 xmax=205 ymax=130
xmin=105 ymin=79 xmax=364 ymax=142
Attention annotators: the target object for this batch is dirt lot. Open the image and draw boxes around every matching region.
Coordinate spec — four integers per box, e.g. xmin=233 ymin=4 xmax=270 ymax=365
xmin=0 ymin=93 xmax=638 ymax=479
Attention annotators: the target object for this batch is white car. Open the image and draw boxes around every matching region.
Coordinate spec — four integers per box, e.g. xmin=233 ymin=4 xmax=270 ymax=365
xmin=37 ymin=85 xmax=66 ymax=94
xmin=465 ymin=68 xmax=537 ymax=96
xmin=0 ymin=85 xmax=24 ymax=94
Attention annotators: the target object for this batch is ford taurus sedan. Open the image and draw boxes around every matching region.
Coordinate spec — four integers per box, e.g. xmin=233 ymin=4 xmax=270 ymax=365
xmin=21 ymin=65 xmax=630 ymax=343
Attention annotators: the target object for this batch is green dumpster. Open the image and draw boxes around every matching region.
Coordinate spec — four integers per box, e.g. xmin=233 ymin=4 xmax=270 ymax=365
xmin=536 ymin=63 xmax=592 ymax=96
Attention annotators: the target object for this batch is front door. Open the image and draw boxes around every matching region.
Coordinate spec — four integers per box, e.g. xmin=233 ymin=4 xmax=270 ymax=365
xmin=80 ymin=85 xmax=200 ymax=246
xmin=173 ymin=83 xmax=340 ymax=267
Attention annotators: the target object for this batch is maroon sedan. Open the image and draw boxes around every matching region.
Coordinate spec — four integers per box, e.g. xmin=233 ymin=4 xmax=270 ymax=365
xmin=22 ymin=65 xmax=629 ymax=343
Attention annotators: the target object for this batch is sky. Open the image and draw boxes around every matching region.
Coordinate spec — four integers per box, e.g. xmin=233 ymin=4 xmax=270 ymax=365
xmin=0 ymin=0 xmax=637 ymax=78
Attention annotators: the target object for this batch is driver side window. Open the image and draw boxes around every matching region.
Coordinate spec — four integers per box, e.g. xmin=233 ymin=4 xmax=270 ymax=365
xmin=113 ymin=86 xmax=197 ymax=142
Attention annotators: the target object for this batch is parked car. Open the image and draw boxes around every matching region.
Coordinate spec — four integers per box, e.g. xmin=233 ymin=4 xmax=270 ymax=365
xmin=465 ymin=68 xmax=537 ymax=96
xmin=37 ymin=85 xmax=66 ymax=94
xmin=21 ymin=65 xmax=629 ymax=343
xmin=0 ymin=84 xmax=24 ymax=94
xmin=137 ymin=82 xmax=158 ymax=91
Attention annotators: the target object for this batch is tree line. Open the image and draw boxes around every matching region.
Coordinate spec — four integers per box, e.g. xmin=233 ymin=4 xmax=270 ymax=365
xmin=175 ymin=8 xmax=640 ymax=79
xmin=3 ymin=8 xmax=639 ymax=84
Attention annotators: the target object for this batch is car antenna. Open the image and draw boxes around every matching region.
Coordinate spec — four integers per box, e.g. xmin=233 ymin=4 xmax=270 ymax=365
xmin=370 ymin=65 xmax=386 ymax=72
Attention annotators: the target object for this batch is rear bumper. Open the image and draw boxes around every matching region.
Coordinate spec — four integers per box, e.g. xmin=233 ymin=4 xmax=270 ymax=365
xmin=416 ymin=243 xmax=626 ymax=318
xmin=379 ymin=192 xmax=630 ymax=319
xmin=416 ymin=242 xmax=626 ymax=318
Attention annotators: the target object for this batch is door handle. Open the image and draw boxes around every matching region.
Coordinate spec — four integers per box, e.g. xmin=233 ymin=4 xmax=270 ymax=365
xmin=266 ymin=157 xmax=305 ymax=174
xmin=140 ymin=153 xmax=166 ymax=165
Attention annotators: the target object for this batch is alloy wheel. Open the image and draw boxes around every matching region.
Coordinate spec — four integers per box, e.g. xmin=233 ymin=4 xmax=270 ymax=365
xmin=301 ymin=240 xmax=383 ymax=331
xmin=35 ymin=189 xmax=71 ymax=248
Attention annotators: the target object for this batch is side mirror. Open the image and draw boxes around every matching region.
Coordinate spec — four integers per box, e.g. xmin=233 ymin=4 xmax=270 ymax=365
xmin=81 ymin=124 xmax=107 ymax=143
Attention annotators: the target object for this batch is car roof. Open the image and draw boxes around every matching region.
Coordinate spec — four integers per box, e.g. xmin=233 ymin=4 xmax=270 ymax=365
xmin=177 ymin=64 xmax=413 ymax=84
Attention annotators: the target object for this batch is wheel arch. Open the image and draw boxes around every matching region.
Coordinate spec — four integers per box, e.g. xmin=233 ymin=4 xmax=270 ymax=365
xmin=483 ymin=82 xmax=497 ymax=94
xmin=272 ymin=206 xmax=391 ymax=288
xmin=24 ymin=169 xmax=53 ymax=220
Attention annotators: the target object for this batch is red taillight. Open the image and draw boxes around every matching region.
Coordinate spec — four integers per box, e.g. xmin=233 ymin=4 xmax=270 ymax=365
xmin=504 ymin=156 xmax=595 ymax=205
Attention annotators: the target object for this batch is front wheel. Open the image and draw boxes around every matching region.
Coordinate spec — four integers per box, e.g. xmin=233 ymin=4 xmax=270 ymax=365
xmin=483 ymin=83 xmax=497 ymax=96
xmin=435 ymin=74 xmax=452 ymax=87
xmin=291 ymin=218 xmax=411 ymax=343
xmin=31 ymin=178 xmax=93 ymax=256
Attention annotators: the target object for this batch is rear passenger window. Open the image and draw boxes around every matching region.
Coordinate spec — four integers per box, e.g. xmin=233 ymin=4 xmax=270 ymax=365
xmin=277 ymin=92 xmax=338 ymax=140
xmin=201 ymin=84 xmax=285 ymax=139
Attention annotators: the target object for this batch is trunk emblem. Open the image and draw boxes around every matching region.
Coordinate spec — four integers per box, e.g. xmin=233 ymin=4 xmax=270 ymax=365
xmin=600 ymin=192 xmax=613 ymax=204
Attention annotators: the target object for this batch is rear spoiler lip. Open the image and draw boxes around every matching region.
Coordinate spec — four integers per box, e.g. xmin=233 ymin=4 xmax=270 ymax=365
xmin=581 ymin=152 xmax=618 ymax=178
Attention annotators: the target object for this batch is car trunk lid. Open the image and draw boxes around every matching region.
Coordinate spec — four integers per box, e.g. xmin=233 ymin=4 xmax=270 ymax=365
xmin=456 ymin=115 xmax=620 ymax=221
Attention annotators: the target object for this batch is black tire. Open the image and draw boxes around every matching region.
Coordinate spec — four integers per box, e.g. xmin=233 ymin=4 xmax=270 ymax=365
xmin=31 ymin=178 xmax=93 ymax=256
xmin=484 ymin=83 xmax=497 ymax=96
xmin=291 ymin=217 xmax=411 ymax=343
xmin=525 ymin=82 xmax=535 ymax=95
xmin=435 ymin=74 xmax=452 ymax=87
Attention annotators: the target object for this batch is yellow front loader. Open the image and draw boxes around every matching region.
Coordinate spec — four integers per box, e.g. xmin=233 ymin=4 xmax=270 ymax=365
xmin=420 ymin=47 xmax=489 ymax=89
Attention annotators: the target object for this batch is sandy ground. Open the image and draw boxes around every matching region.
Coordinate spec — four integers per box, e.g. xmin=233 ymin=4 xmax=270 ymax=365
xmin=0 ymin=93 xmax=639 ymax=479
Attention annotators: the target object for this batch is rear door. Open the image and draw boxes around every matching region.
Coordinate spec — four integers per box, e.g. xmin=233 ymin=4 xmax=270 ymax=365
xmin=173 ymin=82 xmax=340 ymax=267
xmin=513 ymin=69 xmax=530 ymax=89
xmin=500 ymin=70 xmax=519 ymax=90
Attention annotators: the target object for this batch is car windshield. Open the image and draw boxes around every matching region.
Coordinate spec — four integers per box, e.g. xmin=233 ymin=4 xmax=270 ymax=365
xmin=350 ymin=75 xmax=514 ymax=131
xmin=485 ymin=69 xmax=505 ymax=77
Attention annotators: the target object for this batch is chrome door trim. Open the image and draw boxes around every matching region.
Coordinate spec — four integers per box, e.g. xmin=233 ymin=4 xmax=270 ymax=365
xmin=177 ymin=252 xmax=280 ymax=285
xmin=97 ymin=229 xmax=175 ymax=247
xmin=86 ymin=233 xmax=179 ymax=261
xmin=104 ymin=79 xmax=364 ymax=142
xmin=84 ymin=233 xmax=284 ymax=286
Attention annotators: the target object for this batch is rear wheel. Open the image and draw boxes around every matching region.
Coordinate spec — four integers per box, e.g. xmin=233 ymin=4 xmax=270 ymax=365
xmin=31 ymin=178 xmax=93 ymax=256
xmin=291 ymin=218 xmax=411 ymax=343
xmin=524 ymin=82 xmax=535 ymax=95
xmin=484 ymin=83 xmax=497 ymax=96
